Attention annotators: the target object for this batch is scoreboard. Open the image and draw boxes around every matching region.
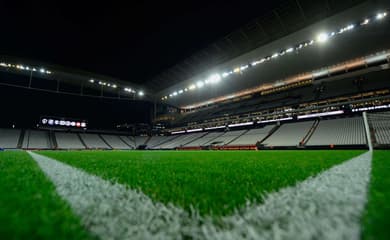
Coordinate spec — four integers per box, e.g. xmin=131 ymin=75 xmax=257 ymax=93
xmin=40 ymin=116 xmax=87 ymax=129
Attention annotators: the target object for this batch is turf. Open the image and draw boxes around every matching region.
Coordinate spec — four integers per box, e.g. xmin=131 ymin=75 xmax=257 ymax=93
xmin=362 ymin=150 xmax=390 ymax=240
xmin=0 ymin=151 xmax=92 ymax=240
xmin=39 ymin=150 xmax=363 ymax=216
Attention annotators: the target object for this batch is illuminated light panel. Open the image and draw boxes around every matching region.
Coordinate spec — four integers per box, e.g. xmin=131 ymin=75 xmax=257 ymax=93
xmin=171 ymin=130 xmax=185 ymax=134
xmin=228 ymin=122 xmax=253 ymax=127
xmin=258 ymin=117 xmax=293 ymax=123
xmin=186 ymin=128 xmax=203 ymax=133
xmin=205 ymin=125 xmax=226 ymax=130
xmin=297 ymin=110 xmax=344 ymax=119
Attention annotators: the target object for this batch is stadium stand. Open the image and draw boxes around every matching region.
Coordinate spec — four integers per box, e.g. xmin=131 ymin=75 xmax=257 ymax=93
xmin=306 ymin=117 xmax=366 ymax=146
xmin=55 ymin=132 xmax=86 ymax=149
xmin=79 ymin=133 xmax=111 ymax=149
xmin=157 ymin=132 xmax=206 ymax=149
xmin=22 ymin=130 xmax=51 ymax=149
xmin=119 ymin=136 xmax=136 ymax=149
xmin=134 ymin=136 xmax=149 ymax=148
xmin=146 ymin=135 xmax=176 ymax=149
xmin=263 ymin=121 xmax=314 ymax=147
xmin=368 ymin=111 xmax=390 ymax=145
xmin=101 ymin=135 xmax=132 ymax=149
xmin=185 ymin=132 xmax=225 ymax=147
xmin=0 ymin=128 xmax=21 ymax=149
xmin=208 ymin=130 xmax=247 ymax=146
xmin=228 ymin=125 xmax=275 ymax=146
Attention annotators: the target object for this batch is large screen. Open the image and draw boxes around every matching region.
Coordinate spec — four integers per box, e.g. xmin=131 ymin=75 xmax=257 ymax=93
xmin=40 ymin=116 xmax=87 ymax=129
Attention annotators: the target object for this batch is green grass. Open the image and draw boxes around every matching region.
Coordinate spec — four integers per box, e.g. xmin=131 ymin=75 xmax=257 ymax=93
xmin=39 ymin=150 xmax=363 ymax=216
xmin=363 ymin=150 xmax=390 ymax=240
xmin=0 ymin=151 xmax=91 ymax=240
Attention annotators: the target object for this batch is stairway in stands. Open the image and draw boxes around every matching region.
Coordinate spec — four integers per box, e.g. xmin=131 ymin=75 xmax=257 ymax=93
xmin=302 ymin=119 xmax=320 ymax=146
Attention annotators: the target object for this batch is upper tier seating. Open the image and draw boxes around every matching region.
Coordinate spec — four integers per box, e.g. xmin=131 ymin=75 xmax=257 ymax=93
xmin=228 ymin=125 xmax=275 ymax=146
xmin=22 ymin=130 xmax=51 ymax=149
xmin=263 ymin=121 xmax=314 ymax=147
xmin=55 ymin=132 xmax=86 ymax=149
xmin=101 ymin=135 xmax=132 ymax=149
xmin=0 ymin=128 xmax=21 ymax=148
xmin=307 ymin=117 xmax=366 ymax=146
xmin=79 ymin=133 xmax=110 ymax=149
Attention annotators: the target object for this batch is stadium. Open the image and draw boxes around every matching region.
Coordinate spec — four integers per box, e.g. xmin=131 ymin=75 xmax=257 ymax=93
xmin=1 ymin=0 xmax=389 ymax=239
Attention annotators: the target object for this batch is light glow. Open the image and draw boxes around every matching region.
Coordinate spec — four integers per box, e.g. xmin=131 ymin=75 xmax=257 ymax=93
xmin=316 ymin=32 xmax=329 ymax=43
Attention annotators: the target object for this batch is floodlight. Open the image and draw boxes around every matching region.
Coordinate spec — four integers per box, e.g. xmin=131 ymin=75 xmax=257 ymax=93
xmin=40 ymin=68 xmax=45 ymax=73
xmin=316 ymin=32 xmax=329 ymax=43
xmin=173 ymin=91 xmax=178 ymax=96
xmin=361 ymin=19 xmax=370 ymax=25
xmin=376 ymin=12 xmax=386 ymax=20
xmin=189 ymin=84 xmax=196 ymax=90
xmin=196 ymin=81 xmax=204 ymax=88
xmin=178 ymin=90 xmax=183 ymax=94
xmin=286 ymin=47 xmax=294 ymax=53
xmin=271 ymin=53 xmax=279 ymax=58
xmin=138 ymin=91 xmax=144 ymax=96
xmin=208 ymin=74 xmax=221 ymax=84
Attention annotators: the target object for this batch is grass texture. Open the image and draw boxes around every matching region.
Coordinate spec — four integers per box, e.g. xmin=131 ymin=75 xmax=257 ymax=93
xmin=0 ymin=151 xmax=91 ymax=240
xmin=39 ymin=150 xmax=363 ymax=216
xmin=363 ymin=150 xmax=390 ymax=240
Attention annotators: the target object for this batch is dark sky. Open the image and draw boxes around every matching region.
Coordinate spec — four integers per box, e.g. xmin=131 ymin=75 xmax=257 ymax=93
xmin=0 ymin=0 xmax=281 ymax=84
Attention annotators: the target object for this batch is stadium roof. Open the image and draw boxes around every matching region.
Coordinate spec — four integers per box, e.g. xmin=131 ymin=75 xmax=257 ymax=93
xmin=146 ymin=0 xmax=370 ymax=92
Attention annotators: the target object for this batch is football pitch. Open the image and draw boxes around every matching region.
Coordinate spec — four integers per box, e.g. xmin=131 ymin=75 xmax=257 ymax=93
xmin=0 ymin=150 xmax=388 ymax=239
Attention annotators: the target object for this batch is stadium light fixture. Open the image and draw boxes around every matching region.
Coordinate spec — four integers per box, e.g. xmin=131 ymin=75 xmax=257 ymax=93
xmin=207 ymin=74 xmax=221 ymax=84
xmin=89 ymin=79 xmax=95 ymax=83
xmin=196 ymin=81 xmax=204 ymax=88
xmin=376 ymin=12 xmax=387 ymax=20
xmin=40 ymin=68 xmax=45 ymax=73
xmin=286 ymin=47 xmax=294 ymax=53
xmin=361 ymin=18 xmax=370 ymax=25
xmin=138 ymin=91 xmax=144 ymax=96
xmin=189 ymin=84 xmax=196 ymax=90
xmin=316 ymin=32 xmax=329 ymax=43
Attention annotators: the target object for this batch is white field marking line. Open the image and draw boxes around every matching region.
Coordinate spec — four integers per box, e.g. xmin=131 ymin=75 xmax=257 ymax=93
xmin=28 ymin=151 xmax=372 ymax=240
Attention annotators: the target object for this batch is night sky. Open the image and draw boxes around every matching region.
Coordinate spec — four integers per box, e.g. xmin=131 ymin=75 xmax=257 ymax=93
xmin=0 ymin=0 xmax=286 ymax=128
xmin=0 ymin=1 xmax=281 ymax=84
